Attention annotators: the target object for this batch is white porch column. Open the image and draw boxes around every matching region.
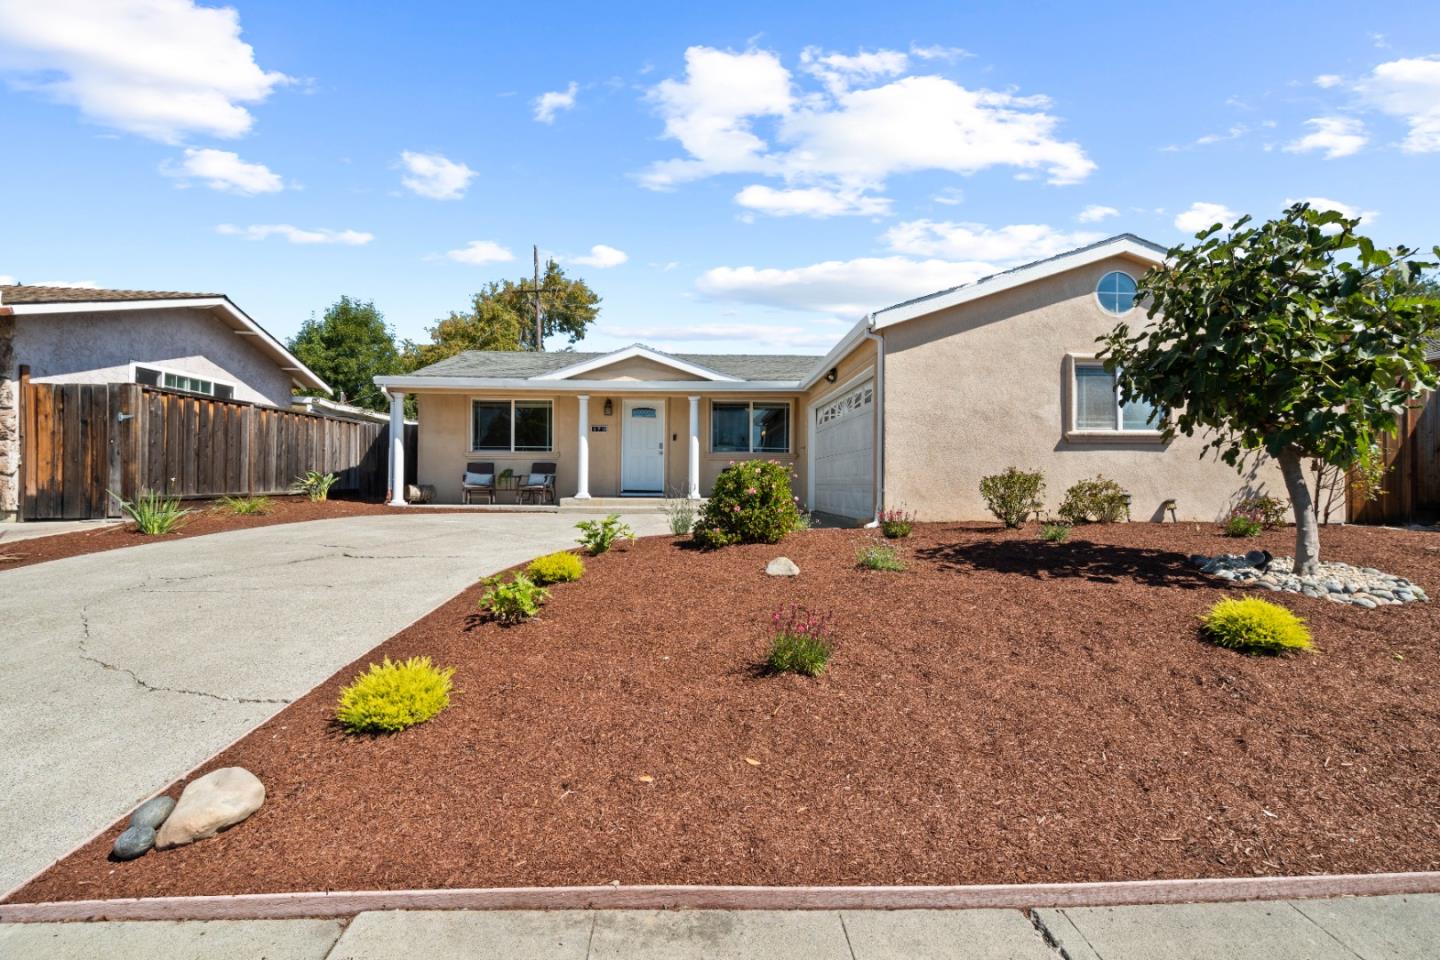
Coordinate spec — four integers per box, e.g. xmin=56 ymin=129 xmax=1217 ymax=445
xmin=687 ymin=395 xmax=701 ymax=499
xmin=575 ymin=394 xmax=592 ymax=499
xmin=387 ymin=390 xmax=407 ymax=506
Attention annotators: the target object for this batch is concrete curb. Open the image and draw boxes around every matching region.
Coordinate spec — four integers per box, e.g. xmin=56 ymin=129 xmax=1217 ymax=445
xmin=5 ymin=872 xmax=1440 ymax=923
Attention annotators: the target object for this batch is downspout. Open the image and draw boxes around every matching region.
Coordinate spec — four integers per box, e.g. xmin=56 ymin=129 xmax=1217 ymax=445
xmin=863 ymin=321 xmax=885 ymax=528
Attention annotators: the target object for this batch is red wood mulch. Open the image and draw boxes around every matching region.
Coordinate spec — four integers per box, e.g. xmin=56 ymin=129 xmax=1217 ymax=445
xmin=0 ymin=497 xmax=419 ymax=571
xmin=11 ymin=522 xmax=1440 ymax=902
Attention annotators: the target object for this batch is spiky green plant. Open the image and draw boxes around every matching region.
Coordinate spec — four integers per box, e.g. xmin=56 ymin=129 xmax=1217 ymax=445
xmin=111 ymin=489 xmax=190 ymax=535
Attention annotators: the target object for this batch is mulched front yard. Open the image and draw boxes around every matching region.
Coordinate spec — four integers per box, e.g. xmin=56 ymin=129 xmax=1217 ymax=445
xmin=0 ymin=497 xmax=414 ymax=571
xmin=12 ymin=522 xmax=1440 ymax=901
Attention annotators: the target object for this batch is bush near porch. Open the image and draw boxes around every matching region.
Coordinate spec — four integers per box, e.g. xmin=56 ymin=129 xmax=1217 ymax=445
xmin=692 ymin=460 xmax=803 ymax=548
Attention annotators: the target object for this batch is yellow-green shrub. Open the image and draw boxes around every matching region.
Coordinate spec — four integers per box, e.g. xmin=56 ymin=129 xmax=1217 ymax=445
xmin=526 ymin=551 xmax=585 ymax=584
xmin=1201 ymin=597 xmax=1313 ymax=654
xmin=336 ymin=656 xmax=454 ymax=733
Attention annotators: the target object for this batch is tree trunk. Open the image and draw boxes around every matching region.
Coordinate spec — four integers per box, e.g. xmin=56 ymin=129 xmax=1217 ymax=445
xmin=1279 ymin=447 xmax=1321 ymax=575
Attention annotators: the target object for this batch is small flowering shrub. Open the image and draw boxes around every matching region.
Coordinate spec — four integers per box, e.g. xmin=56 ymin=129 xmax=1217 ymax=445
xmin=526 ymin=551 xmax=585 ymax=584
xmin=978 ymin=467 xmax=1045 ymax=528
xmin=1039 ymin=521 xmax=1071 ymax=543
xmin=878 ymin=507 xmax=915 ymax=539
xmin=856 ymin=540 xmax=906 ymax=571
xmin=336 ymin=656 xmax=454 ymax=734
xmin=766 ymin=606 xmax=833 ymax=676
xmin=692 ymin=460 xmax=802 ymax=548
xmin=1228 ymin=494 xmax=1287 ymax=532
xmin=575 ymin=514 xmax=635 ymax=555
xmin=479 ymin=572 xmax=550 ymax=624
xmin=1057 ymin=476 xmax=1129 ymax=524
xmin=1223 ymin=513 xmax=1263 ymax=538
xmin=1201 ymin=597 xmax=1312 ymax=655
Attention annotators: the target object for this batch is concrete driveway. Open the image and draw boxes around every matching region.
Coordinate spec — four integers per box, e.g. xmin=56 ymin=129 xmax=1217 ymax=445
xmin=0 ymin=512 xmax=669 ymax=897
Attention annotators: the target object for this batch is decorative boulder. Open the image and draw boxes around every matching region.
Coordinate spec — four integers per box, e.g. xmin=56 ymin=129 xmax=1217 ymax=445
xmin=130 ymin=795 xmax=176 ymax=831
xmin=112 ymin=824 xmax=156 ymax=861
xmin=765 ymin=557 xmax=800 ymax=577
xmin=155 ymin=767 xmax=265 ymax=850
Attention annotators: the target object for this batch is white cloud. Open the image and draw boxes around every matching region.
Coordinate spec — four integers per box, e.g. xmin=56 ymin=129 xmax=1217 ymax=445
xmin=533 ymin=81 xmax=578 ymax=124
xmin=0 ymin=275 xmax=14 ymax=285
xmin=601 ymin=321 xmax=840 ymax=350
xmin=160 ymin=147 xmax=282 ymax=194
xmin=909 ymin=43 xmax=973 ymax=62
xmin=216 ymin=224 xmax=373 ymax=245
xmin=1355 ymin=56 xmax=1440 ymax=153
xmin=1314 ymin=74 xmax=1343 ymax=89
xmin=697 ymin=256 xmax=997 ymax=316
xmin=571 ymin=244 xmax=628 ymax=268
xmin=1173 ymin=201 xmax=1238 ymax=233
xmin=932 ymin=186 xmax=965 ymax=205
xmin=639 ymin=45 xmax=1094 ymax=214
xmin=734 ymin=184 xmax=890 ymax=217
xmin=1077 ymin=204 xmax=1119 ymax=223
xmin=1284 ymin=116 xmax=1368 ymax=158
xmin=883 ymin=221 xmax=1102 ymax=262
xmin=441 ymin=240 xmax=515 ymax=265
xmin=0 ymin=0 xmax=289 ymax=142
xmin=399 ymin=150 xmax=476 ymax=200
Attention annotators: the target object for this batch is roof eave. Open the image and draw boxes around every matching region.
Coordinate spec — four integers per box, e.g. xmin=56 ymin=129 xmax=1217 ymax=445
xmin=532 ymin=344 xmax=743 ymax=382
xmin=374 ymin=375 xmax=805 ymax=393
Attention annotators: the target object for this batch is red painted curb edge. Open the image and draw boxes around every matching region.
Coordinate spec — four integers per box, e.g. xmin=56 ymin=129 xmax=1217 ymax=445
xmin=4 ymin=872 xmax=1439 ymax=923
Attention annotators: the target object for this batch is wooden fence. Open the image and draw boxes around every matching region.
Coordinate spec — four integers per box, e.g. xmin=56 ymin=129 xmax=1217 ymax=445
xmin=19 ymin=379 xmax=416 ymax=520
xmin=1347 ymin=389 xmax=1440 ymax=525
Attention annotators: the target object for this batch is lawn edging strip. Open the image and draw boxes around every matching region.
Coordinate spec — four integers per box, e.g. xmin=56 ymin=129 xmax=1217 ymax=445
xmin=5 ymin=872 xmax=1439 ymax=923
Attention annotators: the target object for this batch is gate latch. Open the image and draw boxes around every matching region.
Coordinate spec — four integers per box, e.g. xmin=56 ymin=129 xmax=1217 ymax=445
xmin=117 ymin=412 xmax=135 ymax=422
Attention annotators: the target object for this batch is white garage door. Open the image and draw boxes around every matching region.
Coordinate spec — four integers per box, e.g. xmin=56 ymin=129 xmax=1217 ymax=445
xmin=812 ymin=379 xmax=875 ymax=520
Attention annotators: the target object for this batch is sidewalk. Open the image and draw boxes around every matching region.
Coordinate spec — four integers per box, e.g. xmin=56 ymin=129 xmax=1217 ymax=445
xmin=2 ymin=894 xmax=1435 ymax=959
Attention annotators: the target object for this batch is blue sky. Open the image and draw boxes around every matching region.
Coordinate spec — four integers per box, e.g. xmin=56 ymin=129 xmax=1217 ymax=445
xmin=1 ymin=1 xmax=1437 ymax=356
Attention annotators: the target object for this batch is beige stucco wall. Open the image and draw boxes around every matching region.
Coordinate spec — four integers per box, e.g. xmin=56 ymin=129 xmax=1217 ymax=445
xmin=881 ymin=253 xmax=1280 ymax=521
xmin=571 ymin=356 xmax=704 ymax=381
xmin=13 ymin=308 xmax=295 ymax=408
xmin=415 ymin=389 xmax=803 ymax=503
xmin=796 ymin=337 xmax=878 ymax=512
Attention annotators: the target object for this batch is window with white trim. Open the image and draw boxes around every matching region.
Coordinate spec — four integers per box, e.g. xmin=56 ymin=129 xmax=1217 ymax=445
xmin=1096 ymin=271 xmax=1137 ymax=314
xmin=1073 ymin=362 xmax=1157 ymax=432
xmin=135 ymin=365 xmax=234 ymax=400
xmin=471 ymin=399 xmax=552 ymax=452
xmin=711 ymin=401 xmax=790 ymax=453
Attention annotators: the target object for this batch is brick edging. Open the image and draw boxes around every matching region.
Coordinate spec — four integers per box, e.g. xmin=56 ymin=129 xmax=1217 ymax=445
xmin=4 ymin=872 xmax=1439 ymax=923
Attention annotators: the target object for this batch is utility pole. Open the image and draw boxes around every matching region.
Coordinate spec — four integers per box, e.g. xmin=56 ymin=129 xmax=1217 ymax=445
xmin=532 ymin=244 xmax=544 ymax=352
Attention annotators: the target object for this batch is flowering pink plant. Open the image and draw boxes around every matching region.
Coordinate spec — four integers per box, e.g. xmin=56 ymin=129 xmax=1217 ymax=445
xmin=766 ymin=605 xmax=834 ymax=676
xmin=878 ymin=506 xmax=915 ymax=539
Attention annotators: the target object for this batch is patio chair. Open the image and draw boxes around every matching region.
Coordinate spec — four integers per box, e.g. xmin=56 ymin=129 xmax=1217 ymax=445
xmin=461 ymin=461 xmax=496 ymax=504
xmin=518 ymin=462 xmax=557 ymax=505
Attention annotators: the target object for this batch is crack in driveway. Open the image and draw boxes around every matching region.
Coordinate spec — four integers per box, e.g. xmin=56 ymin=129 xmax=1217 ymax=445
xmin=77 ymin=608 xmax=292 ymax=706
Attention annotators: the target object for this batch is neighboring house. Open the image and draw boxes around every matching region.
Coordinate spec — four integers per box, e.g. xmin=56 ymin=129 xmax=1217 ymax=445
xmin=376 ymin=234 xmax=1280 ymax=522
xmin=0 ymin=284 xmax=329 ymax=520
xmin=291 ymin=395 xmax=413 ymax=425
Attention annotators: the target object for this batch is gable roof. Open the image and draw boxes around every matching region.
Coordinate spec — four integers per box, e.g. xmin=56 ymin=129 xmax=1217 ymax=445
xmin=406 ymin=345 xmax=821 ymax=384
xmin=0 ymin=285 xmax=330 ymax=394
xmin=871 ymin=233 xmax=1168 ymax=329
xmin=534 ymin=344 xmax=740 ymax=381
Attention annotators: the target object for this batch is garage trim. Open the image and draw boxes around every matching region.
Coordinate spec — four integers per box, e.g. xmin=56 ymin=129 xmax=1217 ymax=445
xmin=806 ymin=364 xmax=876 ymax=521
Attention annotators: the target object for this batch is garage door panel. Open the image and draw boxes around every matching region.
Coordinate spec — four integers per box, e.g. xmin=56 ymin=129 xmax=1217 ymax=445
xmin=812 ymin=379 xmax=875 ymax=520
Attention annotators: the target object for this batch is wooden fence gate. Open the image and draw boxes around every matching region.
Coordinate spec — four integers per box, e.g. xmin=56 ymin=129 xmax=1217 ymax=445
xmin=1348 ymin=389 xmax=1440 ymax=525
xmin=19 ymin=381 xmax=416 ymax=520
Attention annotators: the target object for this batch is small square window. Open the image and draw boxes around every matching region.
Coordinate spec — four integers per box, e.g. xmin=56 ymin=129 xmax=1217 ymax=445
xmin=712 ymin=401 xmax=790 ymax=453
xmin=1072 ymin=362 xmax=1157 ymax=433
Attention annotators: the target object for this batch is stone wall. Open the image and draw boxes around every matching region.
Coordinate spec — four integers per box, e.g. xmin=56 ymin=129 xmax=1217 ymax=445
xmin=0 ymin=314 xmax=17 ymax=520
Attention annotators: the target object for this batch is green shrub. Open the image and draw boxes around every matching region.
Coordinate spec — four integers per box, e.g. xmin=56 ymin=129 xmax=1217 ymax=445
xmin=1057 ymin=476 xmax=1129 ymax=524
xmin=1039 ymin=522 xmax=1071 ymax=543
xmin=216 ymin=494 xmax=271 ymax=516
xmin=293 ymin=471 xmax=339 ymax=502
xmin=1223 ymin=513 xmax=1263 ymax=538
xmin=111 ymin=488 xmax=190 ymax=535
xmin=526 ymin=551 xmax=585 ymax=584
xmin=856 ymin=540 xmax=906 ymax=571
xmin=575 ymin=514 xmax=635 ymax=555
xmin=1201 ymin=597 xmax=1313 ymax=655
xmin=692 ymin=460 xmax=802 ymax=549
xmin=979 ymin=467 xmax=1045 ymax=528
xmin=878 ymin=507 xmax=915 ymax=538
xmin=1231 ymin=494 xmax=1288 ymax=530
xmin=336 ymin=656 xmax=454 ymax=733
xmin=766 ymin=606 xmax=833 ymax=677
xmin=662 ymin=497 xmax=696 ymax=536
xmin=479 ymin=572 xmax=550 ymax=623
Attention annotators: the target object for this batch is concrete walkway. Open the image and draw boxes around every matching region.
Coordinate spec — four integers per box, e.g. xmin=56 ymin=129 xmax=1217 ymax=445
xmin=2 ymin=895 xmax=1436 ymax=958
xmin=0 ymin=518 xmax=121 ymax=542
xmin=0 ymin=512 xmax=669 ymax=897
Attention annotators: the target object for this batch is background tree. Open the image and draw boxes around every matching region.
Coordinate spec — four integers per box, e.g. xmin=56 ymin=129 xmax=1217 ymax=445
xmin=1099 ymin=204 xmax=1439 ymax=574
xmin=289 ymin=296 xmax=401 ymax=411
xmin=402 ymin=260 xmax=600 ymax=368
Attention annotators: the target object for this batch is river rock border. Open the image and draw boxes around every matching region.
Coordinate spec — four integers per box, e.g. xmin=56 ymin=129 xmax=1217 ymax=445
xmin=1190 ymin=552 xmax=1428 ymax=607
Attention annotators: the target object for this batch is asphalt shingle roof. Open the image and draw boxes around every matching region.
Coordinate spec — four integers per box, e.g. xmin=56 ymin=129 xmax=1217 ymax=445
xmin=410 ymin=346 xmax=821 ymax=382
xmin=0 ymin=284 xmax=220 ymax=305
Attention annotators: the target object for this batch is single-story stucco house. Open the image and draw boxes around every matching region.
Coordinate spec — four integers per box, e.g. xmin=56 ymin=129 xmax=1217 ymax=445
xmin=376 ymin=234 xmax=1281 ymax=523
xmin=0 ymin=284 xmax=330 ymax=520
